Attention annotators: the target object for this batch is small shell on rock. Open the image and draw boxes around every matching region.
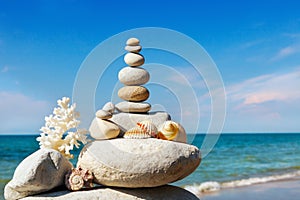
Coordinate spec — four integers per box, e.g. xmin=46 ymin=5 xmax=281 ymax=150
xmin=136 ymin=120 xmax=158 ymax=137
xmin=124 ymin=127 xmax=151 ymax=139
xmin=65 ymin=167 xmax=94 ymax=191
xmin=65 ymin=168 xmax=84 ymax=191
xmin=157 ymin=121 xmax=179 ymax=141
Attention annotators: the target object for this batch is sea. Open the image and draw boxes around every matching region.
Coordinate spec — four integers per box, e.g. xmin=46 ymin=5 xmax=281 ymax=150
xmin=1 ymin=133 xmax=300 ymax=199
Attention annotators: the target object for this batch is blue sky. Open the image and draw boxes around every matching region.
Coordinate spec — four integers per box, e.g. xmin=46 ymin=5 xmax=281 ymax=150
xmin=0 ymin=0 xmax=300 ymax=133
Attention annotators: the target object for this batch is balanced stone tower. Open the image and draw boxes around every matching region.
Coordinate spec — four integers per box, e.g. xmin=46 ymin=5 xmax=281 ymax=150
xmin=111 ymin=38 xmax=171 ymax=133
xmin=116 ymin=38 xmax=151 ymax=113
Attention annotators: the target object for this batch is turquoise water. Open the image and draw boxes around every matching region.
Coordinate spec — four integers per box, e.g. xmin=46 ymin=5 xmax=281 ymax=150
xmin=1 ymin=134 xmax=300 ymax=198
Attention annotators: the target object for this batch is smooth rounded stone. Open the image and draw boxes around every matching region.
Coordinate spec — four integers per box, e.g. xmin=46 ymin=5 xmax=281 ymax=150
xmin=116 ymin=101 xmax=151 ymax=113
xmin=118 ymin=86 xmax=149 ymax=102
xmin=125 ymin=45 xmax=142 ymax=53
xmin=89 ymin=118 xmax=120 ymax=140
xmin=4 ymin=149 xmax=72 ymax=200
xmin=118 ymin=67 xmax=150 ymax=86
xmin=126 ymin=37 xmax=140 ymax=46
xmin=102 ymin=102 xmax=115 ymax=113
xmin=110 ymin=111 xmax=171 ymax=134
xmin=96 ymin=109 xmax=112 ymax=119
xmin=21 ymin=185 xmax=199 ymax=200
xmin=77 ymin=139 xmax=201 ymax=188
xmin=124 ymin=53 xmax=145 ymax=67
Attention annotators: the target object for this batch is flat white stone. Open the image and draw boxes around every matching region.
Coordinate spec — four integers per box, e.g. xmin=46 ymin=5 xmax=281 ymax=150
xmin=21 ymin=185 xmax=199 ymax=200
xmin=115 ymin=101 xmax=151 ymax=113
xmin=89 ymin=118 xmax=120 ymax=140
xmin=110 ymin=111 xmax=171 ymax=133
xmin=77 ymin=139 xmax=201 ymax=188
xmin=118 ymin=67 xmax=150 ymax=86
xmin=96 ymin=109 xmax=112 ymax=119
xmin=4 ymin=149 xmax=72 ymax=200
xmin=124 ymin=53 xmax=145 ymax=67
xmin=125 ymin=45 xmax=142 ymax=53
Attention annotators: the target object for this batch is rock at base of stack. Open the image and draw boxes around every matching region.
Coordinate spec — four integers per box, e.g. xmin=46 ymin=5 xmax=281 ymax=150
xmin=77 ymin=139 xmax=201 ymax=188
xmin=4 ymin=149 xmax=72 ymax=200
xmin=21 ymin=185 xmax=199 ymax=200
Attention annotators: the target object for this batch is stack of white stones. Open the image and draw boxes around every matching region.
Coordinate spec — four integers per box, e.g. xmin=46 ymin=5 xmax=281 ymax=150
xmin=116 ymin=38 xmax=151 ymax=113
xmin=110 ymin=38 xmax=171 ymax=133
xmin=89 ymin=37 xmax=171 ymax=138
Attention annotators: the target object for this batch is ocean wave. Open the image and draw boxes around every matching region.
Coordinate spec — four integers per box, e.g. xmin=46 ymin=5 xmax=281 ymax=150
xmin=184 ymin=170 xmax=300 ymax=196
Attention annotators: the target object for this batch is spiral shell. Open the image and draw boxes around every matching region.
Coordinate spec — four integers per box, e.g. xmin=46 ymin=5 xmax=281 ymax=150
xmin=65 ymin=168 xmax=84 ymax=191
xmin=65 ymin=167 xmax=94 ymax=191
xmin=124 ymin=127 xmax=151 ymax=139
xmin=157 ymin=121 xmax=179 ymax=141
xmin=136 ymin=120 xmax=158 ymax=137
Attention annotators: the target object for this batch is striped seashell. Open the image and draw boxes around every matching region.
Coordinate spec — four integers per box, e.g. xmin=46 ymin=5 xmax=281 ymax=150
xmin=124 ymin=127 xmax=151 ymax=139
xmin=157 ymin=121 xmax=179 ymax=141
xmin=65 ymin=168 xmax=84 ymax=191
xmin=136 ymin=120 xmax=158 ymax=137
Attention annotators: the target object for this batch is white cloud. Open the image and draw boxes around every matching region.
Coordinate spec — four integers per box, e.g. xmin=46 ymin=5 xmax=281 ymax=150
xmin=1 ymin=66 xmax=9 ymax=73
xmin=240 ymin=39 xmax=265 ymax=49
xmin=227 ymin=69 xmax=300 ymax=105
xmin=0 ymin=92 xmax=51 ymax=133
xmin=283 ymin=32 xmax=300 ymax=38
xmin=223 ymin=68 xmax=300 ymax=132
xmin=270 ymin=46 xmax=298 ymax=61
xmin=166 ymin=69 xmax=207 ymax=89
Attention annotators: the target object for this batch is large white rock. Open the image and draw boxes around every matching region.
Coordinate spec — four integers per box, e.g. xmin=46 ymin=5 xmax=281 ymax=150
xmin=118 ymin=67 xmax=150 ymax=86
xmin=21 ymin=185 xmax=199 ymax=200
xmin=77 ymin=139 xmax=201 ymax=188
xmin=89 ymin=118 xmax=120 ymax=140
xmin=110 ymin=111 xmax=171 ymax=133
xmin=4 ymin=149 xmax=72 ymax=200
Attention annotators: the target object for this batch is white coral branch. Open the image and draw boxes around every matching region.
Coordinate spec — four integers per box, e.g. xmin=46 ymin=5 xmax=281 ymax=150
xmin=36 ymin=97 xmax=88 ymax=159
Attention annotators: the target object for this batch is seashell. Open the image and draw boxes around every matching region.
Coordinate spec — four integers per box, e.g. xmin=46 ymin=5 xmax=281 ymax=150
xmin=65 ymin=167 xmax=94 ymax=191
xmin=79 ymin=167 xmax=94 ymax=188
xmin=65 ymin=168 xmax=84 ymax=191
xmin=157 ymin=121 xmax=179 ymax=141
xmin=124 ymin=127 xmax=151 ymax=139
xmin=136 ymin=120 xmax=158 ymax=137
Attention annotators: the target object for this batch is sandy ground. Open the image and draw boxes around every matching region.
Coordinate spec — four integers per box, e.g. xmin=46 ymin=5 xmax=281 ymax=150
xmin=199 ymin=178 xmax=300 ymax=200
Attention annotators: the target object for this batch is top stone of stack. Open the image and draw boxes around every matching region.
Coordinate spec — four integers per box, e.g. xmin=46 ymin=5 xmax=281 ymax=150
xmin=126 ymin=37 xmax=140 ymax=46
